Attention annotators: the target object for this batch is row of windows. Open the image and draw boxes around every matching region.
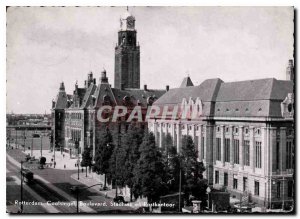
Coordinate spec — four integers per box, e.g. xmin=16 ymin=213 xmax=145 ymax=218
xmin=215 ymin=171 xmax=293 ymax=198
xmin=216 ymin=108 xmax=262 ymax=112
xmin=216 ymin=126 xmax=261 ymax=135
xmin=215 ymin=138 xmax=260 ymax=168
xmin=65 ymin=113 xmax=82 ymax=120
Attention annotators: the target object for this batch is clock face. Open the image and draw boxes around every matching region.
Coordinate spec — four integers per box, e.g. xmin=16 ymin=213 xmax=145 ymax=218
xmin=127 ymin=19 xmax=134 ymax=28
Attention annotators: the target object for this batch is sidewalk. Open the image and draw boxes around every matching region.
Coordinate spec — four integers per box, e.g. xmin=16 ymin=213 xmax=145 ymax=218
xmin=70 ymin=172 xmax=147 ymax=209
xmin=22 ymin=149 xmax=80 ymax=170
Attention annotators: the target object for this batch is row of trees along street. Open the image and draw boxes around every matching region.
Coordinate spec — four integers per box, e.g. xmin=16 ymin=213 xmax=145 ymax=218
xmin=81 ymin=124 xmax=208 ymax=207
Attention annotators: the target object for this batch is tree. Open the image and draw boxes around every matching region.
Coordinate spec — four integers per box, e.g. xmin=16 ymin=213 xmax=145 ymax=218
xmin=123 ymin=125 xmax=144 ymax=201
xmin=39 ymin=157 xmax=46 ymax=169
xmin=161 ymin=133 xmax=179 ymax=192
xmin=132 ymin=132 xmax=168 ymax=203
xmin=93 ymin=128 xmax=114 ymax=188
xmin=81 ymin=147 xmax=92 ymax=177
xmin=180 ymin=135 xmax=207 ymax=205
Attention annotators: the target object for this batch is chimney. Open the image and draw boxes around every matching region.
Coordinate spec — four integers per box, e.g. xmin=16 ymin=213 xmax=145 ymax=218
xmin=59 ymin=82 xmax=65 ymax=91
xmin=166 ymin=85 xmax=169 ymax=91
xmin=52 ymin=100 xmax=56 ymax=108
xmin=144 ymin=84 xmax=147 ymax=91
xmin=286 ymin=59 xmax=294 ymax=81
xmin=100 ymin=69 xmax=108 ymax=84
xmin=84 ymin=80 xmax=87 ymax=88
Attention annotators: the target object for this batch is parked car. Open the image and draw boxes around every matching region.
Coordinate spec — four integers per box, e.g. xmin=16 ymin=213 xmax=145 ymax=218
xmin=113 ymin=196 xmax=127 ymax=204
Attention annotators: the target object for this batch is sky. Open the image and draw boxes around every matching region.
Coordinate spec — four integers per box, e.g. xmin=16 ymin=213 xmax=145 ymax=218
xmin=6 ymin=6 xmax=294 ymax=114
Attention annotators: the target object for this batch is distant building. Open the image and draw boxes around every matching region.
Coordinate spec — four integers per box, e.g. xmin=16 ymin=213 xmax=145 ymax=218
xmin=148 ymin=60 xmax=294 ymax=208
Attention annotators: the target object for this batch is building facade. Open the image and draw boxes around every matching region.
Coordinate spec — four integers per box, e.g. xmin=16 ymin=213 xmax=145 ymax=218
xmin=148 ymin=62 xmax=294 ymax=208
xmin=51 ymin=10 xmax=166 ymax=158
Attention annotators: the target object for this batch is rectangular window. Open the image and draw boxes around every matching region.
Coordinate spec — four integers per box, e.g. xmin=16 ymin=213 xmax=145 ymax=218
xmin=215 ymin=171 xmax=219 ymax=184
xmin=255 ymin=141 xmax=262 ymax=168
xmin=276 ymin=182 xmax=281 ymax=198
xmin=276 ymin=141 xmax=280 ymax=170
xmin=225 ymin=138 xmax=230 ymax=162
xmin=255 ymin=181 xmax=260 ymax=196
xmin=233 ymin=177 xmax=238 ymax=190
xmin=288 ymin=181 xmax=293 ymax=198
xmin=201 ymin=137 xmax=205 ymax=159
xmin=234 ymin=139 xmax=239 ymax=164
xmin=243 ymin=177 xmax=248 ymax=191
xmin=224 ymin=172 xmax=228 ymax=187
xmin=286 ymin=141 xmax=293 ymax=169
xmin=243 ymin=140 xmax=250 ymax=166
xmin=216 ymin=138 xmax=221 ymax=161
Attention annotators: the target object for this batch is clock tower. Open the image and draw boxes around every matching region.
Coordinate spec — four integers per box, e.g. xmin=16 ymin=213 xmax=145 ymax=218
xmin=114 ymin=9 xmax=140 ymax=89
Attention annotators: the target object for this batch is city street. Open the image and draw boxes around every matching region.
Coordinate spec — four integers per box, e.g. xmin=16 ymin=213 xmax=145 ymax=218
xmin=6 ymin=148 xmax=136 ymax=213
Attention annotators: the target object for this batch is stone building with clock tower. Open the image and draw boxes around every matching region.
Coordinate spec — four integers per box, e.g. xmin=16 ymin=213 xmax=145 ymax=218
xmin=114 ymin=10 xmax=140 ymax=89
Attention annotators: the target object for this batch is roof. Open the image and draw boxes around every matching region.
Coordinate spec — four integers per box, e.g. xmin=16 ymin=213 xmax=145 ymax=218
xmin=154 ymin=77 xmax=293 ymax=118
xmin=112 ymin=88 xmax=166 ymax=107
xmin=80 ymin=83 xmax=97 ymax=108
xmin=214 ymin=78 xmax=293 ymax=117
xmin=180 ymin=76 xmax=194 ymax=88
xmin=215 ymin=78 xmax=292 ymax=101
xmin=54 ymin=91 xmax=68 ymax=109
xmin=155 ymin=78 xmax=223 ymax=105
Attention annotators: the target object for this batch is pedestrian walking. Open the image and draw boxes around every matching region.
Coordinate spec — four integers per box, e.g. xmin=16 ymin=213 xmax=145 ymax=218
xmin=64 ymin=164 xmax=66 ymax=169
xmin=63 ymin=154 xmax=65 ymax=158
xmin=54 ymin=161 xmax=56 ymax=168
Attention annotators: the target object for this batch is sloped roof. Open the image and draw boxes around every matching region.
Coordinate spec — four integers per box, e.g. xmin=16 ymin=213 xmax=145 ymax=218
xmin=155 ymin=78 xmax=223 ymax=105
xmin=216 ymin=78 xmax=292 ymax=101
xmin=214 ymin=78 xmax=293 ymax=117
xmin=180 ymin=76 xmax=194 ymax=88
xmin=112 ymin=88 xmax=166 ymax=107
xmin=54 ymin=91 xmax=68 ymax=109
xmin=80 ymin=83 xmax=97 ymax=108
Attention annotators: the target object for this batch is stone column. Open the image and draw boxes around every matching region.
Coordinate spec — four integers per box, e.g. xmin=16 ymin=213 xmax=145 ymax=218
xmin=229 ymin=125 xmax=234 ymax=167
xmin=159 ymin=123 xmax=163 ymax=148
xmin=239 ymin=126 xmax=244 ymax=171
xmin=212 ymin=126 xmax=216 ymax=165
xmin=261 ymin=127 xmax=267 ymax=175
xmin=280 ymin=127 xmax=287 ymax=173
xmin=249 ymin=126 xmax=255 ymax=173
xmin=176 ymin=123 xmax=181 ymax=153
xmin=269 ymin=127 xmax=277 ymax=175
xmin=171 ymin=123 xmax=176 ymax=147
xmin=199 ymin=125 xmax=203 ymax=161
xmin=220 ymin=125 xmax=225 ymax=166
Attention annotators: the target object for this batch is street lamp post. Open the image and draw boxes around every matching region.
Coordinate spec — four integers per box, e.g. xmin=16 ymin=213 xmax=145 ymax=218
xmin=23 ymin=129 xmax=26 ymax=152
xmin=31 ymin=132 xmax=34 ymax=157
xmin=178 ymin=165 xmax=182 ymax=212
xmin=206 ymin=186 xmax=211 ymax=211
xmin=74 ymin=183 xmax=103 ymax=213
xmin=20 ymin=161 xmax=24 ymax=213
xmin=40 ymin=133 xmax=43 ymax=157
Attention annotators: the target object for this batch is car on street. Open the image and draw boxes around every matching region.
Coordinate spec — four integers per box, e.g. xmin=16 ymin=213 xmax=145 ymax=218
xmin=113 ymin=196 xmax=127 ymax=204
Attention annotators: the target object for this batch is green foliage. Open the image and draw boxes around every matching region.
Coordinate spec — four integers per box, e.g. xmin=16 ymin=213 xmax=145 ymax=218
xmin=180 ymin=135 xmax=207 ymax=205
xmin=93 ymin=128 xmax=114 ymax=176
xmin=81 ymin=147 xmax=92 ymax=167
xmin=132 ymin=132 xmax=168 ymax=203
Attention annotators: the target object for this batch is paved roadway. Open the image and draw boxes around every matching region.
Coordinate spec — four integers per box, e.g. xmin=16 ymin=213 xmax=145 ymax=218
xmin=6 ymin=148 xmax=136 ymax=214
